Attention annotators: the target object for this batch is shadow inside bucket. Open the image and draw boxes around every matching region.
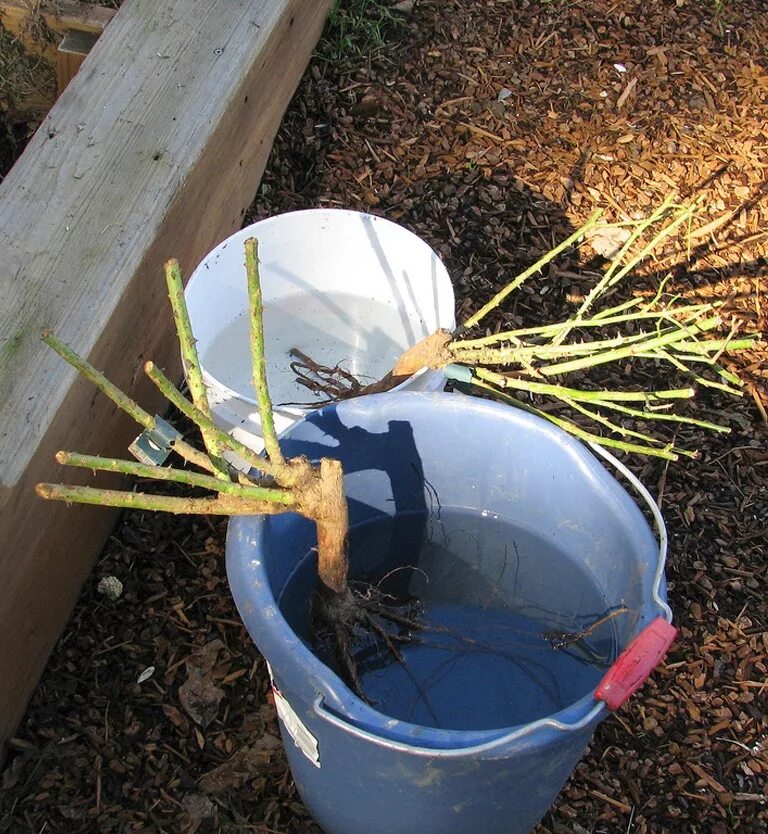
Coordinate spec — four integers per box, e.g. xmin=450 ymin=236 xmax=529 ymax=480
xmin=274 ymin=410 xmax=621 ymax=733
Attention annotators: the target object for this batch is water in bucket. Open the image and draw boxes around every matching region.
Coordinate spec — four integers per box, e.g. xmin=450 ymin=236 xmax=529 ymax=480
xmin=202 ymin=292 xmax=415 ymax=407
xmin=279 ymin=507 xmax=620 ymax=731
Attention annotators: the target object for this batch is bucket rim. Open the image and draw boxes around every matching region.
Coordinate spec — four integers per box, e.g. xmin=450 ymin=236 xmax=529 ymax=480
xmin=228 ymin=510 xmax=611 ymax=750
xmin=226 ymin=393 xmax=672 ymax=751
xmin=199 ymin=364 xmax=437 ymax=414
xmin=185 ymin=208 xmax=455 ymax=414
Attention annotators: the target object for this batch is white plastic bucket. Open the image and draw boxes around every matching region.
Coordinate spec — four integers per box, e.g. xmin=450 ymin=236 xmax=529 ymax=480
xmin=185 ymin=209 xmax=455 ymax=453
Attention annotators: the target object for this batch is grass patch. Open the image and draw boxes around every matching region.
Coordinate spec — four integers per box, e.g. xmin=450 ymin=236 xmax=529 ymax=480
xmin=319 ymin=0 xmax=404 ymax=62
xmin=0 ymin=25 xmax=55 ymax=113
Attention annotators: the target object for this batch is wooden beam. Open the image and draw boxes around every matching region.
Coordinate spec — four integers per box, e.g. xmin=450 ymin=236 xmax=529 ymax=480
xmin=0 ymin=0 xmax=116 ymax=41
xmin=55 ymin=28 xmax=100 ymax=95
xmin=0 ymin=1 xmax=117 ymax=102
xmin=0 ymin=0 xmax=332 ymax=752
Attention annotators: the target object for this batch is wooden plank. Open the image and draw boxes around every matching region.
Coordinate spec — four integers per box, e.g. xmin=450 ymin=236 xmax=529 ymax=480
xmin=57 ymin=28 xmax=101 ymax=51
xmin=55 ymin=30 xmax=99 ymax=95
xmin=54 ymin=51 xmax=85 ymax=97
xmin=0 ymin=0 xmax=332 ymax=752
xmin=0 ymin=0 xmax=116 ymax=41
xmin=0 ymin=1 xmax=117 ymax=105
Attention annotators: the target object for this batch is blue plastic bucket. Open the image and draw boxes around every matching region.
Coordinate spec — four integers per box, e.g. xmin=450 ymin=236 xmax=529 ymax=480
xmin=227 ymin=393 xmax=672 ymax=834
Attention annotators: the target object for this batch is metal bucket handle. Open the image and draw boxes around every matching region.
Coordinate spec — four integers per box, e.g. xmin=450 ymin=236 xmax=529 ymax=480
xmin=587 ymin=441 xmax=672 ymax=624
xmin=313 ymin=440 xmax=675 ymax=755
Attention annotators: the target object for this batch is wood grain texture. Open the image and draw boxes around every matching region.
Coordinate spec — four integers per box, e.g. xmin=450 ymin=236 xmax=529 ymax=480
xmin=55 ymin=51 xmax=87 ymax=97
xmin=0 ymin=0 xmax=116 ymax=38
xmin=0 ymin=0 xmax=116 ymax=77
xmin=1 ymin=0 xmax=115 ymax=99
xmin=0 ymin=0 xmax=332 ymax=749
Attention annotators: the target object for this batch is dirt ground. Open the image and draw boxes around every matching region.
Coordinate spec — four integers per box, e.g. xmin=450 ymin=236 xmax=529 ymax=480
xmin=1 ymin=0 xmax=767 ymax=832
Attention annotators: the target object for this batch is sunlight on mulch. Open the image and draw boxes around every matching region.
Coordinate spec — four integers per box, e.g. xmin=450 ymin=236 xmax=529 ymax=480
xmin=1 ymin=1 xmax=766 ymax=832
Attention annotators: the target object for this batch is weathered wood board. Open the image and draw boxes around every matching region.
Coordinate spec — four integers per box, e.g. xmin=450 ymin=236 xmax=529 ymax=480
xmin=0 ymin=0 xmax=116 ymax=101
xmin=0 ymin=0 xmax=332 ymax=751
xmin=0 ymin=0 xmax=115 ymax=41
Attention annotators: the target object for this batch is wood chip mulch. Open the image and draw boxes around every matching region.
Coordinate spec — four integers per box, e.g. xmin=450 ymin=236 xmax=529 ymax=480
xmin=1 ymin=1 xmax=766 ymax=832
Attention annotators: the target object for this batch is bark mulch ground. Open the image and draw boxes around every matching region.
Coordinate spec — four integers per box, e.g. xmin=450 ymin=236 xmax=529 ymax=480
xmin=2 ymin=1 xmax=767 ymax=832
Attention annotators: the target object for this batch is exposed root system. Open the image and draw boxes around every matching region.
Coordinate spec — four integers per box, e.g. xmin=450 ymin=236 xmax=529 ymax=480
xmin=288 ymin=348 xmax=367 ymax=403
xmin=311 ymin=581 xmax=422 ymax=701
xmin=288 ymin=330 xmax=455 ymax=405
xmin=540 ymin=606 xmax=629 ymax=650
xmin=288 ymin=347 xmax=417 ymax=405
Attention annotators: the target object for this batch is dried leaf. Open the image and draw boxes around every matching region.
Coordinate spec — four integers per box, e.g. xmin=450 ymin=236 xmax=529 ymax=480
xmin=162 ymin=704 xmax=188 ymax=729
xmin=179 ymin=667 xmax=225 ymax=728
xmin=194 ymin=639 xmax=226 ymax=676
xmin=199 ymin=734 xmax=282 ymax=794
xmin=180 ymin=793 xmax=217 ymax=834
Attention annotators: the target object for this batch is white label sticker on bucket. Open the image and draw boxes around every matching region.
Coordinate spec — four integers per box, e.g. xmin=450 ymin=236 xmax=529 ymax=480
xmin=267 ymin=664 xmax=321 ymax=768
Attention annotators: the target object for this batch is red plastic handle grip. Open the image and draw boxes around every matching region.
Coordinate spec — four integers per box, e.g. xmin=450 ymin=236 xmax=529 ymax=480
xmin=595 ymin=617 xmax=677 ymax=710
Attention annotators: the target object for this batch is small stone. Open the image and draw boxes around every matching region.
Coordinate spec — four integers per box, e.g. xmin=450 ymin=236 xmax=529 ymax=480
xmin=489 ymin=100 xmax=506 ymax=118
xmin=137 ymin=666 xmax=155 ymax=684
xmin=96 ymin=575 xmax=123 ymax=601
xmin=689 ymin=93 xmax=707 ymax=110
xmin=587 ymin=226 xmax=631 ymax=259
